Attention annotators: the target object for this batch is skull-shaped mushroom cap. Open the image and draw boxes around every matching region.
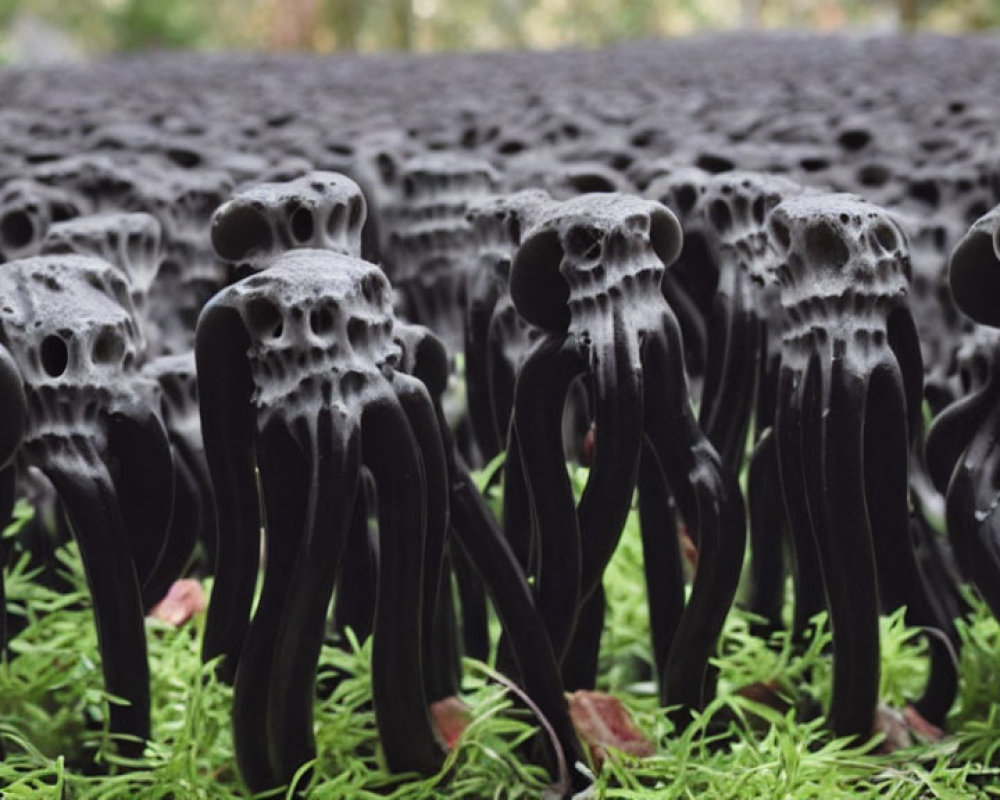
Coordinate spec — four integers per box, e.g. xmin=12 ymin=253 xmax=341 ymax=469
xmin=0 ymin=253 xmax=156 ymax=468
xmin=397 ymin=153 xmax=499 ymax=203
xmin=381 ymin=153 xmax=500 ymax=273
xmin=504 ymin=151 xmax=625 ymax=199
xmin=466 ymin=189 xmax=555 ymax=264
xmin=202 ymin=248 xmax=399 ymax=425
xmin=30 ymin=154 xmax=139 ymax=213
xmin=142 ymin=351 xmax=199 ymax=425
xmin=211 ymin=171 xmax=367 ymax=268
xmin=0 ymin=179 xmax=84 ymax=263
xmin=948 ymin=204 xmax=1000 ymax=328
xmin=697 ymin=171 xmax=805 ymax=238
xmin=0 ymin=254 xmax=142 ymax=383
xmin=42 ymin=212 xmax=163 ymax=297
xmin=769 ymin=193 xmax=910 ymax=293
xmin=510 ymin=193 xmax=683 ymax=334
xmin=644 ymin=164 xmax=713 ymax=222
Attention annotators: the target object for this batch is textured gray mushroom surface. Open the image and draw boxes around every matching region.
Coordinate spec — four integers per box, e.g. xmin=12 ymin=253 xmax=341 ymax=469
xmin=3 ymin=30 xmax=1000 ymax=797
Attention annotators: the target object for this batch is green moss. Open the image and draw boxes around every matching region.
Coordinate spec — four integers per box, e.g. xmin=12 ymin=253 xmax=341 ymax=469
xmin=1 ymin=477 xmax=998 ymax=798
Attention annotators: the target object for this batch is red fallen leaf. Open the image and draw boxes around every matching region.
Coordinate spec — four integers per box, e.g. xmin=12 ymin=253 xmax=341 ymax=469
xmin=735 ymin=680 xmax=791 ymax=713
xmin=582 ymin=423 xmax=596 ymax=467
xmin=148 ymin=579 xmax=206 ymax=627
xmin=903 ymin=704 xmax=945 ymax=743
xmin=431 ymin=696 xmax=471 ymax=750
xmin=679 ymin=524 xmax=698 ymax=575
xmin=567 ymin=690 xmax=654 ymax=768
xmin=873 ymin=703 xmax=913 ymax=753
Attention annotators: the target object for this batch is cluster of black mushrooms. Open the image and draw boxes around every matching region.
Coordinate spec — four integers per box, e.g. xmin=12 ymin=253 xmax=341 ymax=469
xmin=1 ymin=33 xmax=1000 ymax=796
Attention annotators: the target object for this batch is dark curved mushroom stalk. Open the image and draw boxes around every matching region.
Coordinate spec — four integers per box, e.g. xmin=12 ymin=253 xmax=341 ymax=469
xmin=464 ymin=190 xmax=590 ymax=662
xmin=141 ymin=352 xmax=217 ymax=601
xmin=927 ymin=204 xmax=1000 ymax=619
xmin=651 ymin=170 xmax=804 ymax=474
xmin=197 ymin=250 xmax=444 ymax=792
xmin=393 ymin=319 xmax=590 ymax=795
xmin=649 ymin=169 xmax=813 ymax=639
xmin=0 ymin=345 xmax=27 ymax=652
xmin=0 ymin=254 xmax=174 ymax=756
xmin=0 ymin=466 xmax=74 ymax=646
xmin=330 ymin=483 xmax=378 ymax=645
xmin=464 ymin=190 xmax=554 ymax=463
xmin=37 ymin=213 xmax=184 ymax=606
xmin=366 ymin=158 xmax=503 ymax=650
xmin=925 ymin=326 xmax=1000 ymax=494
xmin=507 ymin=193 xmax=746 ymax=713
xmin=769 ymin=194 xmax=956 ymax=736
xmin=642 ymin=163 xmax=720 ymax=378
xmin=387 ymin=325 xmax=455 ymax=703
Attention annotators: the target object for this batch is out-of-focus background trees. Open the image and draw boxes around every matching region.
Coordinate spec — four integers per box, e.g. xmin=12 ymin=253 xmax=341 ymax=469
xmin=0 ymin=0 xmax=998 ymax=63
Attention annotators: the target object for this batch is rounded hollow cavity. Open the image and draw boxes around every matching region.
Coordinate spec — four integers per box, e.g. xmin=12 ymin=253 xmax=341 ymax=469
xmin=510 ymin=228 xmax=571 ymax=333
xmin=40 ymin=334 xmax=68 ymax=377
xmin=212 ymin=203 xmax=274 ymax=262
xmin=950 ymin=228 xmax=1000 ymax=328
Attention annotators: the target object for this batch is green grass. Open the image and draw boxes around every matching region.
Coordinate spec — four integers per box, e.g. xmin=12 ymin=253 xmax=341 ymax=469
xmin=1 ymin=475 xmax=999 ymax=798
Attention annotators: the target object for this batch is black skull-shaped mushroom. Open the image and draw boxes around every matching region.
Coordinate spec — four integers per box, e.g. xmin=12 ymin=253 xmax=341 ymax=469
xmin=507 ymin=193 xmax=746 ymax=715
xmin=0 ymin=253 xmax=174 ymax=755
xmin=769 ymin=194 xmax=956 ymax=737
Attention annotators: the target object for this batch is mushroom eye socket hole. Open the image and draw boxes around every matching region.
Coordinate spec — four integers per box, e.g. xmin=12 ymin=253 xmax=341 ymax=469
xmin=567 ymin=173 xmax=616 ymax=194
xmin=804 ymin=220 xmax=849 ymax=270
xmin=949 ymin=229 xmax=1000 ymax=327
xmin=510 ymin=228 xmax=571 ymax=333
xmin=837 ymin=128 xmax=871 ymax=151
xmin=564 ymin=225 xmax=603 ymax=261
xmin=857 ymin=163 xmax=891 ymax=188
xmin=245 ymin=296 xmax=284 ymax=340
xmin=375 ymin=153 xmax=397 ymax=185
xmin=650 ymin=208 xmax=683 ymax=267
xmin=40 ymin=334 xmax=68 ymax=377
xmin=708 ymin=199 xmax=733 ymax=237
xmin=211 ymin=203 xmax=274 ymax=261
xmin=347 ymin=195 xmax=366 ymax=230
xmin=309 ymin=305 xmax=336 ymax=337
xmin=695 ymin=153 xmax=734 ymax=174
xmin=166 ymin=147 xmax=201 ymax=169
xmin=770 ymin=217 xmax=791 ymax=251
xmin=0 ymin=210 xmax=35 ymax=251
xmin=92 ymin=329 xmax=125 ymax=365
xmin=290 ymin=206 xmax=314 ymax=243
xmin=908 ymin=179 xmax=940 ymax=208
xmin=871 ymin=222 xmax=899 ymax=253
xmin=327 ymin=204 xmax=346 ymax=238
xmin=672 ymin=184 xmax=698 ymax=216
xmin=506 ymin=214 xmax=521 ymax=245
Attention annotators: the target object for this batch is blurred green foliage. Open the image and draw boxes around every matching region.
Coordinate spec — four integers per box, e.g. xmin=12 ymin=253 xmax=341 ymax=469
xmin=0 ymin=0 xmax=998 ymax=61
